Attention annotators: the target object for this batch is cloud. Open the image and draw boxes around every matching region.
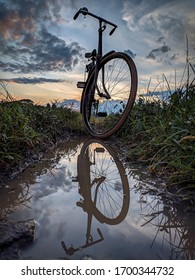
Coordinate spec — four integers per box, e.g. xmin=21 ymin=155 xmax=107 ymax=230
xmin=146 ymin=44 xmax=180 ymax=65
xmin=0 ymin=77 xmax=65 ymax=84
xmin=0 ymin=0 xmax=61 ymax=39
xmin=146 ymin=45 xmax=171 ymax=60
xmin=122 ymin=0 xmax=195 ymax=46
xmin=124 ymin=49 xmax=136 ymax=59
xmin=0 ymin=0 xmax=84 ymax=73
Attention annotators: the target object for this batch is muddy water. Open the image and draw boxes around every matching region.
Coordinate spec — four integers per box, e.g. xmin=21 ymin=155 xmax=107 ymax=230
xmin=0 ymin=138 xmax=194 ymax=260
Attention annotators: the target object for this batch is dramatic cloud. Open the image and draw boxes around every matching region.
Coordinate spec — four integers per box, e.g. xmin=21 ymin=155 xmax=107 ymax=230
xmin=0 ymin=0 xmax=63 ymax=39
xmin=0 ymin=77 xmax=65 ymax=84
xmin=0 ymin=0 xmax=84 ymax=73
xmin=0 ymin=0 xmax=194 ymax=103
xmin=146 ymin=45 xmax=171 ymax=60
xmin=122 ymin=0 xmax=195 ymax=46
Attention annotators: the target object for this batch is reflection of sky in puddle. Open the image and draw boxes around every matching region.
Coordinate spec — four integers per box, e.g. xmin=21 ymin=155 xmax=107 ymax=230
xmin=1 ymin=138 xmax=194 ymax=260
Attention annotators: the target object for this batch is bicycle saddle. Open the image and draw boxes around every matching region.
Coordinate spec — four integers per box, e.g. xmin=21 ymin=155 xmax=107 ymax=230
xmin=85 ymin=49 xmax=96 ymax=58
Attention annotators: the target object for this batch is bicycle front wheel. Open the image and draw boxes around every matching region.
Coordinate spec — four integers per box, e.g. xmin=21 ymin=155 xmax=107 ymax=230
xmin=82 ymin=52 xmax=138 ymax=138
xmin=78 ymin=139 xmax=130 ymax=225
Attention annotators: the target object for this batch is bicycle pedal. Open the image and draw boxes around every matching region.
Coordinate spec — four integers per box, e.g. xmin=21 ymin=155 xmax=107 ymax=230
xmin=77 ymin=81 xmax=85 ymax=88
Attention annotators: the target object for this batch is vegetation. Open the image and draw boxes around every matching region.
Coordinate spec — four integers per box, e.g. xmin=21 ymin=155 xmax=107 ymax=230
xmin=115 ymin=43 xmax=195 ymax=189
xmin=1 ymin=83 xmax=194 ymax=189
xmin=0 ymin=88 xmax=83 ymax=179
xmin=0 ymin=46 xmax=194 ymax=190
xmin=115 ymin=85 xmax=195 ymax=188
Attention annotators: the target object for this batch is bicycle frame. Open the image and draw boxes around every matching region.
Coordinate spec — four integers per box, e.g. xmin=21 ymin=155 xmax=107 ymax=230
xmin=74 ymin=7 xmax=118 ymax=111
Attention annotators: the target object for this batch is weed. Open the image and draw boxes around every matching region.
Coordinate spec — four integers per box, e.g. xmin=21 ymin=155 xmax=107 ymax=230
xmin=0 ymin=89 xmax=83 ymax=178
xmin=116 ymin=84 xmax=195 ymax=188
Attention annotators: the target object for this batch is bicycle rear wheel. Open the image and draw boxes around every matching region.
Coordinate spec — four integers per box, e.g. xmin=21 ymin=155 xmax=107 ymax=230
xmin=82 ymin=52 xmax=138 ymax=138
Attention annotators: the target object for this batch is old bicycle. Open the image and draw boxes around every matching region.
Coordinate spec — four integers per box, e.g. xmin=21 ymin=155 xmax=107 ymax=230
xmin=74 ymin=7 xmax=138 ymax=138
xmin=61 ymin=139 xmax=130 ymax=256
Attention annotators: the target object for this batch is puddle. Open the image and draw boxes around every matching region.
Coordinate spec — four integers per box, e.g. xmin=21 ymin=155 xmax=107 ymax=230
xmin=0 ymin=138 xmax=194 ymax=260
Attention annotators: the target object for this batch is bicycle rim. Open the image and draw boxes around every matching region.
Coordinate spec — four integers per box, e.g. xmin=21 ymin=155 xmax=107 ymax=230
xmin=78 ymin=139 xmax=130 ymax=225
xmin=82 ymin=52 xmax=137 ymax=138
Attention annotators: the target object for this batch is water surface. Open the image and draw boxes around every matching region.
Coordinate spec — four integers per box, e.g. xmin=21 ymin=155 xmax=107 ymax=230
xmin=0 ymin=138 xmax=194 ymax=260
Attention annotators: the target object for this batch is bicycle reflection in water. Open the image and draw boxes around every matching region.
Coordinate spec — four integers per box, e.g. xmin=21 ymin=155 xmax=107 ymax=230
xmin=61 ymin=139 xmax=130 ymax=256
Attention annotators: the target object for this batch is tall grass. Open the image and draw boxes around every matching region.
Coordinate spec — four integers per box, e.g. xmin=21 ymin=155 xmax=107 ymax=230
xmin=0 ymin=85 xmax=83 ymax=179
xmin=116 ymin=86 xmax=195 ymax=188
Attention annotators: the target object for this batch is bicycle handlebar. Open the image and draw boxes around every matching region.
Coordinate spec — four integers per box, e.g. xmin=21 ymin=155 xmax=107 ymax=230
xmin=73 ymin=7 xmax=117 ymax=36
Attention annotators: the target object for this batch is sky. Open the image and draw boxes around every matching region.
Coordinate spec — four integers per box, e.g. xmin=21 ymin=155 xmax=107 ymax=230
xmin=0 ymin=0 xmax=195 ymax=104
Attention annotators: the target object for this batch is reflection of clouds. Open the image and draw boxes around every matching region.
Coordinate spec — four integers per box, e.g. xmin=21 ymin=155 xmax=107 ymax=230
xmin=101 ymin=204 xmax=169 ymax=259
xmin=5 ymin=138 xmax=193 ymax=260
xmin=114 ymin=172 xmax=195 ymax=260
xmin=31 ymin=165 xmax=77 ymax=200
xmin=38 ymin=207 xmax=65 ymax=239
xmin=33 ymin=190 xmax=68 ymax=240
xmin=84 ymin=217 xmax=159 ymax=259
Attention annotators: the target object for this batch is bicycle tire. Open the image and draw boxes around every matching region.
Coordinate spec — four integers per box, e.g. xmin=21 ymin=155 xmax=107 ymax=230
xmin=78 ymin=139 xmax=130 ymax=225
xmin=82 ymin=52 xmax=138 ymax=138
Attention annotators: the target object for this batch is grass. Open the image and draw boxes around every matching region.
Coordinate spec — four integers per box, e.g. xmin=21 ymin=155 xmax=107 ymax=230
xmin=115 ymin=85 xmax=195 ymax=188
xmin=114 ymin=42 xmax=195 ymax=189
xmin=0 ymin=93 xmax=83 ymax=179
xmin=1 ymin=84 xmax=194 ymax=189
xmin=1 ymin=86 xmax=194 ymax=190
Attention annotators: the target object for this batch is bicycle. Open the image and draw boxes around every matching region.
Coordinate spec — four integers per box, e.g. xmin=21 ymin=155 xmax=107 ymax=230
xmin=73 ymin=7 xmax=138 ymax=138
xmin=61 ymin=139 xmax=130 ymax=256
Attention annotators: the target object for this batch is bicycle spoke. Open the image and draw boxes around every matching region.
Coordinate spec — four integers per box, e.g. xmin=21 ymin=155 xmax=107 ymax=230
xmin=87 ymin=142 xmax=128 ymax=219
xmin=83 ymin=52 xmax=137 ymax=138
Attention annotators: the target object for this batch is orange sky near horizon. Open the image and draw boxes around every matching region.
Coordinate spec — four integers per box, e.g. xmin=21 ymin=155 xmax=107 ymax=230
xmin=7 ymin=80 xmax=81 ymax=104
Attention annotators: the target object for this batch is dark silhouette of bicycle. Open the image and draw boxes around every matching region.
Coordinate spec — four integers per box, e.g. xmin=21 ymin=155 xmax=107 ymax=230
xmin=73 ymin=7 xmax=138 ymax=138
xmin=61 ymin=139 xmax=130 ymax=256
